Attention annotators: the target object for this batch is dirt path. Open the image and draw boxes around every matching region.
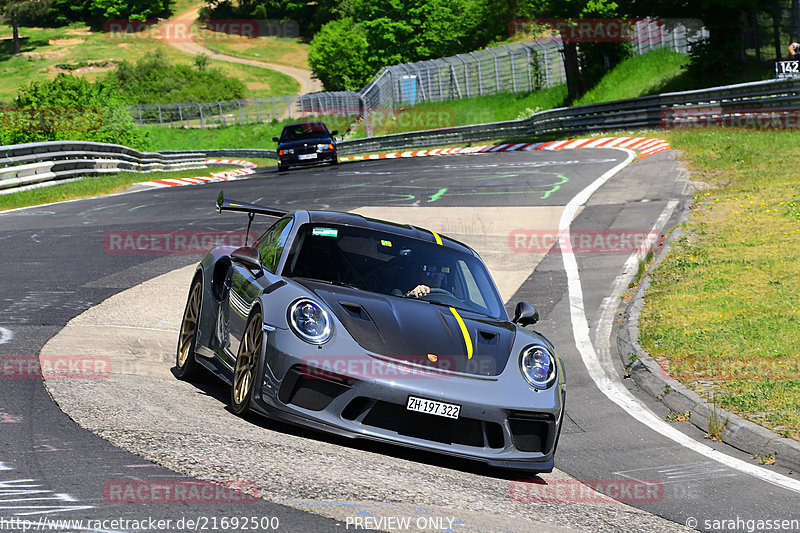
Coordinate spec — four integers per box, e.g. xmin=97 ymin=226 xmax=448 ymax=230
xmin=166 ymin=3 xmax=322 ymax=95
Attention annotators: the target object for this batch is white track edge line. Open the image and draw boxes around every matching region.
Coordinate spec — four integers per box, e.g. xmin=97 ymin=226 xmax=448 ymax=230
xmin=560 ymin=148 xmax=800 ymax=494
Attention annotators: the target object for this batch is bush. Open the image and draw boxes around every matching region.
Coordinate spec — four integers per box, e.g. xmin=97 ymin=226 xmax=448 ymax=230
xmin=105 ymin=51 xmax=248 ymax=105
xmin=1 ymin=73 xmax=149 ymax=149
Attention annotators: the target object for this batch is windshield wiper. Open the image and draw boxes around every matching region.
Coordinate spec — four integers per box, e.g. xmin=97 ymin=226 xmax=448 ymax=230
xmin=292 ymin=277 xmax=361 ymax=290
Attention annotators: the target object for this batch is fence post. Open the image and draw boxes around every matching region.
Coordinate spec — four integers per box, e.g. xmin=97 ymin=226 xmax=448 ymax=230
xmin=456 ymin=55 xmax=470 ymax=98
xmin=177 ymin=104 xmax=184 ymax=127
xmin=388 ymin=69 xmax=396 ymax=114
xmin=359 ymin=94 xmax=370 ymax=137
xmin=157 ymin=104 xmax=163 ymax=126
xmin=522 ymin=44 xmax=533 ymax=92
xmin=543 ymin=46 xmax=551 ymax=88
xmin=503 ymin=45 xmax=517 ymax=93
xmin=197 ymin=103 xmax=204 ymax=128
xmin=237 ymin=99 xmax=243 ymax=125
xmin=469 ymin=52 xmax=483 ymax=96
xmin=137 ymin=105 xmax=143 ymax=126
xmin=256 ymin=98 xmax=261 ymax=123
xmin=487 ymin=48 xmax=500 ymax=94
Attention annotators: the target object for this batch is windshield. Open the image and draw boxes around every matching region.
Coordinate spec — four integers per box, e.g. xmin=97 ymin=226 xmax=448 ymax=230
xmin=280 ymin=123 xmax=330 ymax=142
xmin=282 ymin=223 xmax=506 ymax=319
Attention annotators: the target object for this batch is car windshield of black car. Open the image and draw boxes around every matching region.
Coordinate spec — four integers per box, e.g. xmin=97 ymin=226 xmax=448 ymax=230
xmin=281 ymin=123 xmax=330 ymax=142
xmin=283 ymin=224 xmax=505 ymax=319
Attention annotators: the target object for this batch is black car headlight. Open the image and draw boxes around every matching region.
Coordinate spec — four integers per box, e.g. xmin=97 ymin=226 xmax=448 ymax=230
xmin=280 ymin=148 xmax=294 ymax=155
xmin=288 ymin=299 xmax=332 ymax=344
xmin=316 ymin=143 xmax=333 ymax=151
xmin=519 ymin=345 xmax=556 ymax=389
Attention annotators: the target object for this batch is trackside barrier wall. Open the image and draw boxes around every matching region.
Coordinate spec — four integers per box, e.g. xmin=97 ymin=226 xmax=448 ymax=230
xmin=0 ymin=141 xmax=206 ymax=194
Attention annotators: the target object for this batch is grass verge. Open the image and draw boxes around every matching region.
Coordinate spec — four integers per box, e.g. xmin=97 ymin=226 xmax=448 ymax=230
xmin=0 ymin=165 xmax=238 ymax=211
xmin=640 ymin=129 xmax=800 ymax=442
xmin=576 ymin=48 xmax=690 ymax=105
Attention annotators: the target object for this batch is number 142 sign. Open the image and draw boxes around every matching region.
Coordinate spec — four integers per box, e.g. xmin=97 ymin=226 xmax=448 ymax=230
xmin=776 ymin=60 xmax=800 ymax=78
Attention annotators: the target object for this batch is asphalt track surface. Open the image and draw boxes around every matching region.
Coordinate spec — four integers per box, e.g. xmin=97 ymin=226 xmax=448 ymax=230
xmin=0 ymin=150 xmax=798 ymax=532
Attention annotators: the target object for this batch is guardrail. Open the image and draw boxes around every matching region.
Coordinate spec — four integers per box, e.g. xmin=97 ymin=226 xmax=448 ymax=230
xmin=0 ymin=141 xmax=206 ymax=195
xmin=3 ymin=77 xmax=800 ymax=196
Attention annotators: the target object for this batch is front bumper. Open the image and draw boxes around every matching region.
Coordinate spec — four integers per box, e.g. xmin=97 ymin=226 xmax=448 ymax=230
xmin=252 ymin=336 xmax=565 ymax=472
xmin=278 ymin=149 xmax=337 ymax=167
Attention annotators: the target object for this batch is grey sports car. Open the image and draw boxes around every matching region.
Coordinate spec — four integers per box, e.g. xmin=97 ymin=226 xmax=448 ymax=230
xmin=175 ymin=192 xmax=566 ymax=472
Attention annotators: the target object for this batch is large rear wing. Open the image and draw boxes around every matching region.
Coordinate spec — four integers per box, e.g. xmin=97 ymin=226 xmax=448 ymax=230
xmin=215 ymin=191 xmax=287 ymax=218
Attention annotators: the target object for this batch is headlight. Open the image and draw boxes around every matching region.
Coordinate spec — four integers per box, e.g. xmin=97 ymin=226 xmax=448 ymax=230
xmin=288 ymin=299 xmax=332 ymax=344
xmin=519 ymin=345 xmax=556 ymax=389
xmin=280 ymin=148 xmax=294 ymax=155
xmin=317 ymin=144 xmax=332 ymax=151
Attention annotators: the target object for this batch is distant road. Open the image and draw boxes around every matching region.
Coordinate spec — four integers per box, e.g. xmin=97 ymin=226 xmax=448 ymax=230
xmin=166 ymin=3 xmax=322 ymax=95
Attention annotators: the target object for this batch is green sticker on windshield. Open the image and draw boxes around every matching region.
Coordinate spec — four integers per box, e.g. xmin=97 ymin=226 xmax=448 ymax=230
xmin=312 ymin=227 xmax=338 ymax=237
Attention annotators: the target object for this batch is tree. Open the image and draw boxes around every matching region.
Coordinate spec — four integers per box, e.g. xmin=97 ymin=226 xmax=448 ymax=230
xmin=87 ymin=0 xmax=170 ymax=21
xmin=308 ymin=18 xmax=370 ymax=90
xmin=0 ymin=0 xmax=51 ymax=55
xmin=517 ymin=0 xmax=622 ymax=102
xmin=625 ymin=0 xmax=780 ymax=83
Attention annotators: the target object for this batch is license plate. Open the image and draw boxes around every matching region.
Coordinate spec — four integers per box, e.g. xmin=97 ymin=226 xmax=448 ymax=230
xmin=298 ymin=153 xmax=317 ymax=160
xmin=406 ymin=395 xmax=461 ymax=419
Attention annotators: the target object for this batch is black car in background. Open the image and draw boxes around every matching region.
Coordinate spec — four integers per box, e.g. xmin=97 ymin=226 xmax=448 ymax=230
xmin=273 ymin=121 xmax=338 ymax=172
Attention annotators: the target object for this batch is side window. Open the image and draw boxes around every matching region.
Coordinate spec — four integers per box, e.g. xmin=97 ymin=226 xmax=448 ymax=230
xmin=457 ymin=260 xmax=487 ymax=308
xmin=257 ymin=217 xmax=293 ymax=273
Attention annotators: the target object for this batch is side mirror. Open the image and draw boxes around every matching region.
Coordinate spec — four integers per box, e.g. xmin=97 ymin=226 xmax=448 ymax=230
xmin=512 ymin=301 xmax=539 ymax=326
xmin=272 ymin=137 xmax=279 ymax=142
xmin=330 ymin=130 xmax=339 ymax=136
xmin=231 ymin=246 xmax=263 ymax=277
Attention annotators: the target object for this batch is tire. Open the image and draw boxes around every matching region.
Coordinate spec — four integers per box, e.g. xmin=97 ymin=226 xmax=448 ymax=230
xmin=330 ymin=158 xmax=339 ymax=166
xmin=231 ymin=310 xmax=263 ymax=416
xmin=278 ymin=163 xmax=288 ymax=172
xmin=176 ymin=278 xmax=203 ymax=381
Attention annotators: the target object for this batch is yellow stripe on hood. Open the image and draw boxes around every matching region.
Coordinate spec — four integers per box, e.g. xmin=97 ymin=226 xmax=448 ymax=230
xmin=449 ymin=307 xmax=473 ymax=359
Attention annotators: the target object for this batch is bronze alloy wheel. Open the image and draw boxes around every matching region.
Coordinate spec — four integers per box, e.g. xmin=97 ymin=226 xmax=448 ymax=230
xmin=176 ymin=279 xmax=202 ymax=380
xmin=231 ymin=311 xmax=263 ymax=415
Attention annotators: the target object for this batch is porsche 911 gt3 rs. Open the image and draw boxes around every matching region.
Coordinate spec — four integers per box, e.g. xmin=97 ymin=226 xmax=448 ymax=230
xmin=176 ymin=192 xmax=566 ymax=472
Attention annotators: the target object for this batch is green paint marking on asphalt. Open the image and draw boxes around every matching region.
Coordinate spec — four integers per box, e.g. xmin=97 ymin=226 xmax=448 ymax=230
xmin=541 ymin=175 xmax=569 ymax=199
xmin=428 ymin=188 xmax=448 ymax=202
xmin=128 ymin=204 xmax=154 ymax=212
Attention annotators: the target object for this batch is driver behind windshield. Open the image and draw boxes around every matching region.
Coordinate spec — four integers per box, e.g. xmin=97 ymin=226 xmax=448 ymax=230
xmin=407 ymin=263 xmax=450 ymax=298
